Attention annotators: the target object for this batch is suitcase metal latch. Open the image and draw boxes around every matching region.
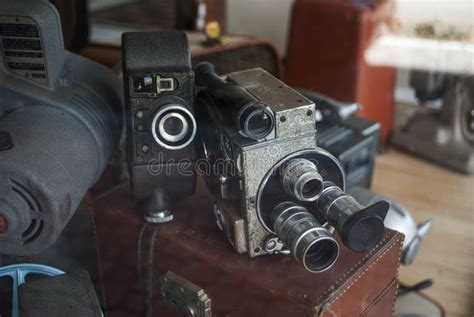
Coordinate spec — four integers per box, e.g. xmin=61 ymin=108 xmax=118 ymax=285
xmin=160 ymin=271 xmax=212 ymax=317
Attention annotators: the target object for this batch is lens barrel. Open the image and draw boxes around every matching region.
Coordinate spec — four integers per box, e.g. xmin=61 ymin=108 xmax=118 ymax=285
xmin=317 ymin=182 xmax=389 ymax=252
xmin=194 ymin=62 xmax=275 ymax=141
xmin=271 ymin=202 xmax=339 ymax=272
xmin=236 ymin=101 xmax=275 ymax=141
xmin=280 ymin=159 xmax=324 ymax=202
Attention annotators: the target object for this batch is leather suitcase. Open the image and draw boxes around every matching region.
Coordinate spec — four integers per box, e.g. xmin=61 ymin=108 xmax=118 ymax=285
xmin=81 ymin=35 xmax=282 ymax=79
xmin=191 ymin=39 xmax=282 ymax=78
xmin=91 ymin=179 xmax=403 ymax=316
xmin=285 ymin=0 xmax=396 ymax=143
xmin=90 ymin=0 xmax=226 ymax=32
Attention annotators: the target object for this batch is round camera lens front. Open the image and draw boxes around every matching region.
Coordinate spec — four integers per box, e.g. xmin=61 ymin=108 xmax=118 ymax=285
xmin=304 ymin=239 xmax=339 ymax=272
xmin=163 ymin=115 xmax=184 ymax=136
xmin=301 ymin=179 xmax=323 ymax=199
xmin=238 ymin=102 xmax=275 ymax=141
xmin=245 ymin=110 xmax=273 ymax=139
xmin=151 ymin=105 xmax=197 ymax=150
xmin=158 ymin=112 xmax=189 ymax=143
xmin=247 ymin=111 xmax=270 ymax=134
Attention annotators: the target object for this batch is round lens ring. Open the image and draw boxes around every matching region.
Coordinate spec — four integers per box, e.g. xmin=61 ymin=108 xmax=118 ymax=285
xmin=158 ymin=112 xmax=189 ymax=142
xmin=151 ymin=104 xmax=197 ymax=150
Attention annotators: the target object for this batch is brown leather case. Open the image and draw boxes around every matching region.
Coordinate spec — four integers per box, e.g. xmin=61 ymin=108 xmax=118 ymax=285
xmin=81 ymin=37 xmax=282 ymax=79
xmin=91 ymin=180 xmax=403 ymax=316
xmin=191 ymin=40 xmax=283 ymax=78
xmin=90 ymin=0 xmax=227 ymax=32
xmin=285 ymin=0 xmax=396 ymax=143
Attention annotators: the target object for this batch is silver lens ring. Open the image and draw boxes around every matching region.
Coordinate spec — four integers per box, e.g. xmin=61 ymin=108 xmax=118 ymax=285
xmin=151 ymin=104 xmax=197 ymax=150
xmin=158 ymin=112 xmax=189 ymax=143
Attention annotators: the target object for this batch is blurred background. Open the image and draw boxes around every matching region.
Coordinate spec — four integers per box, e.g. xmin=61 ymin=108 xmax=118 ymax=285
xmin=4 ymin=0 xmax=472 ymax=316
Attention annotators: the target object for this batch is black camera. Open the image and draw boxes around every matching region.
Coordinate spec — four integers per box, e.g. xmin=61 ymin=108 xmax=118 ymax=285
xmin=122 ymin=31 xmax=197 ymax=222
xmin=300 ymin=90 xmax=380 ymax=189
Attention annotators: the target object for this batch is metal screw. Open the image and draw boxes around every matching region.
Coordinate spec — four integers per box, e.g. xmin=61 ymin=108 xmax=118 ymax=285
xmin=144 ymin=210 xmax=173 ymax=223
xmin=136 ymin=111 xmax=144 ymax=119
xmin=265 ymin=239 xmax=277 ymax=251
xmin=249 ymin=197 xmax=256 ymax=206
xmin=213 ymin=205 xmax=225 ymax=231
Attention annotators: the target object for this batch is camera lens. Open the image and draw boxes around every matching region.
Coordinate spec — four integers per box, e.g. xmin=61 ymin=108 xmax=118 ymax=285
xmin=301 ymin=179 xmax=323 ymax=199
xmin=159 ymin=112 xmax=188 ymax=142
xmin=272 ymin=202 xmax=339 ymax=273
xmin=152 ymin=104 xmax=197 ymax=150
xmin=246 ymin=110 xmax=271 ymax=135
xmin=237 ymin=102 xmax=274 ymax=140
xmin=302 ymin=238 xmax=339 ymax=272
xmin=280 ymin=159 xmax=324 ymax=202
xmin=317 ymin=182 xmax=389 ymax=252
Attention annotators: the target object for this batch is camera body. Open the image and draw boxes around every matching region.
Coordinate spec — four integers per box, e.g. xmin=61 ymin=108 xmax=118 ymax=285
xmin=122 ymin=31 xmax=197 ymax=221
xmin=197 ymin=66 xmax=389 ymax=272
xmin=197 ymin=68 xmax=345 ymax=257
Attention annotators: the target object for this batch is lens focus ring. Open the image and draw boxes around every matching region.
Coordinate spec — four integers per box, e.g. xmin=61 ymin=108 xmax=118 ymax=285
xmin=272 ymin=202 xmax=340 ymax=273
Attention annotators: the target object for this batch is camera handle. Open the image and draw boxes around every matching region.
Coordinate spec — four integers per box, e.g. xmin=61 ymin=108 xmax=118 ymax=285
xmin=194 ymin=62 xmax=252 ymax=105
xmin=137 ymin=190 xmax=174 ymax=316
xmin=137 ymin=222 xmax=161 ymax=317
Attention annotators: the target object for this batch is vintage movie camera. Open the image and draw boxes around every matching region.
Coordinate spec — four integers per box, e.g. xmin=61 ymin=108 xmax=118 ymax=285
xmin=0 ymin=0 xmax=123 ymax=255
xmin=122 ymin=31 xmax=198 ymax=223
xmin=300 ymin=90 xmax=380 ymax=189
xmin=195 ymin=62 xmax=390 ymax=272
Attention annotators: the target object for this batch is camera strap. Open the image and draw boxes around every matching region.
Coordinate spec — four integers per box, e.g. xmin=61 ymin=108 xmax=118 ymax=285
xmin=137 ymin=222 xmax=161 ymax=317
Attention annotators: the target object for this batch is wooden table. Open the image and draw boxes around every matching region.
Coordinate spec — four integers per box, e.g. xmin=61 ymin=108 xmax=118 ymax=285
xmin=372 ymin=148 xmax=474 ymax=317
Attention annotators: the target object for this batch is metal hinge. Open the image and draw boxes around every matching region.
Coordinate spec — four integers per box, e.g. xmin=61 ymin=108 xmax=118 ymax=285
xmin=160 ymin=271 xmax=212 ymax=317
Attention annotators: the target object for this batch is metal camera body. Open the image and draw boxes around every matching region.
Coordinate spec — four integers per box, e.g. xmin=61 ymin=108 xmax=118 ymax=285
xmin=122 ymin=31 xmax=197 ymax=222
xmin=197 ymin=66 xmax=390 ymax=272
xmin=0 ymin=0 xmax=123 ymax=255
xmin=198 ymin=68 xmax=345 ymax=259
